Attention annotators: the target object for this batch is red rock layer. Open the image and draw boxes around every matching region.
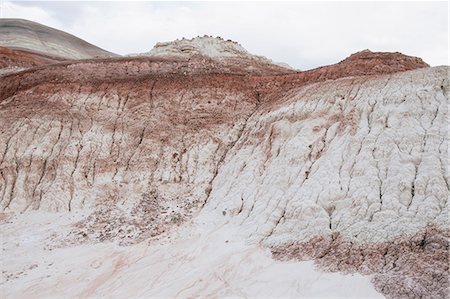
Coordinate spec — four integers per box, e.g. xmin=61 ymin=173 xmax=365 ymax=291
xmin=0 ymin=47 xmax=65 ymax=74
xmin=271 ymin=226 xmax=449 ymax=299
xmin=252 ymin=50 xmax=429 ymax=98
xmin=0 ymin=50 xmax=428 ymax=104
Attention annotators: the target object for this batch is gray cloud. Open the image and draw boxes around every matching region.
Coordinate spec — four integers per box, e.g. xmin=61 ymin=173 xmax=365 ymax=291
xmin=3 ymin=1 xmax=448 ymax=70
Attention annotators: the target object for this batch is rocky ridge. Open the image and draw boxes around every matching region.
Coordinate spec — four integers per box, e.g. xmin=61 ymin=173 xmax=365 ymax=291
xmin=147 ymin=36 xmax=259 ymax=59
xmin=0 ymin=20 xmax=447 ymax=299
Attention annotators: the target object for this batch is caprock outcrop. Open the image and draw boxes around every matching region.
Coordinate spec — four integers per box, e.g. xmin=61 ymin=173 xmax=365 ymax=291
xmin=0 ymin=19 xmax=447 ymax=299
xmin=147 ymin=36 xmax=261 ymax=59
xmin=142 ymin=35 xmax=297 ymax=75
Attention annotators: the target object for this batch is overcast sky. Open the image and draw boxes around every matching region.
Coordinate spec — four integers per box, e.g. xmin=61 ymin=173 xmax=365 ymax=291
xmin=2 ymin=1 xmax=448 ymax=70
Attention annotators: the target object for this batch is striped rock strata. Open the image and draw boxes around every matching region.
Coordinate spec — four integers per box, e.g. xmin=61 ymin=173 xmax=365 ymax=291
xmin=0 ymin=24 xmax=447 ymax=298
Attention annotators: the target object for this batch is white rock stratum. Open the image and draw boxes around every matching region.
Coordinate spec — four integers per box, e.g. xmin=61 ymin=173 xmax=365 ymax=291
xmin=206 ymin=66 xmax=449 ymax=246
xmin=147 ymin=36 xmax=266 ymax=60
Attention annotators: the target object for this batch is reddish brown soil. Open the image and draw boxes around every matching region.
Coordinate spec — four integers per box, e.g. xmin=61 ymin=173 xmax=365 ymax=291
xmin=0 ymin=46 xmax=66 ymax=70
xmin=0 ymin=49 xmax=428 ymax=104
xmin=252 ymin=50 xmax=429 ymax=98
xmin=272 ymin=226 xmax=449 ymax=299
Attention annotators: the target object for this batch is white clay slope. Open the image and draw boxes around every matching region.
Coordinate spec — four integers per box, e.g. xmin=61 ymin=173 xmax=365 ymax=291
xmin=204 ymin=66 xmax=449 ymax=246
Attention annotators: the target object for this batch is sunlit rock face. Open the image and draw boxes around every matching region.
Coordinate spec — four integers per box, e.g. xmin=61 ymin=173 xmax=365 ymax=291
xmin=0 ymin=19 xmax=447 ymax=299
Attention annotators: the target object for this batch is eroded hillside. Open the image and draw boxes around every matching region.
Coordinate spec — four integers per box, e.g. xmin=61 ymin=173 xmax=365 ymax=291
xmin=0 ymin=28 xmax=448 ymax=299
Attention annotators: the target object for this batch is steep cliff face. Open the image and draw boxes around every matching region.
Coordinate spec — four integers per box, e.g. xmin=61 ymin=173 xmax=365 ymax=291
xmin=0 ymin=23 xmax=447 ymax=299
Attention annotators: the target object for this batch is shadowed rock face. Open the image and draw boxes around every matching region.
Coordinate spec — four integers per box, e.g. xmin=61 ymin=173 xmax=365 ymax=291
xmin=0 ymin=21 xmax=447 ymax=299
xmin=0 ymin=18 xmax=117 ymax=60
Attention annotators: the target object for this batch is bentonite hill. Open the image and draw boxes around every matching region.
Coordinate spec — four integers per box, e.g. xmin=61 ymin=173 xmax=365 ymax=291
xmin=0 ymin=19 xmax=448 ymax=299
